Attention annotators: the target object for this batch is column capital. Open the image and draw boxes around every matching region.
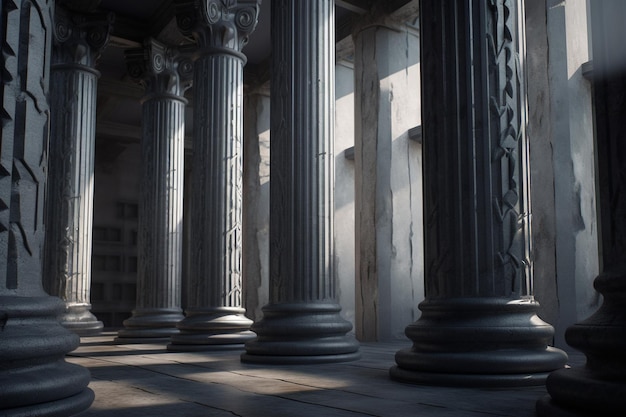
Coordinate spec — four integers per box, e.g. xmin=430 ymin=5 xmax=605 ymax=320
xmin=125 ymin=39 xmax=193 ymax=99
xmin=174 ymin=0 xmax=261 ymax=55
xmin=53 ymin=5 xmax=114 ymax=68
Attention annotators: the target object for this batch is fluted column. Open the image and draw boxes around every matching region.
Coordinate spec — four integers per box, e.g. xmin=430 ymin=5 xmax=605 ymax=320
xmin=537 ymin=1 xmax=626 ymax=415
xmin=115 ymin=39 xmax=192 ymax=343
xmin=43 ymin=5 xmax=113 ymax=335
xmin=241 ymin=0 xmax=360 ymax=364
xmin=0 ymin=1 xmax=94 ymax=415
xmin=168 ymin=0 xmax=260 ymax=351
xmin=390 ymin=0 xmax=567 ymax=386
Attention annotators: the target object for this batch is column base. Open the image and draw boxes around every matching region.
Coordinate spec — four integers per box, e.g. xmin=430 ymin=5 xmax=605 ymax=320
xmin=0 ymin=295 xmax=94 ymax=416
xmin=115 ymin=308 xmax=184 ymax=344
xmin=1 ymin=389 xmax=94 ymax=417
xmin=61 ymin=303 xmax=103 ymax=336
xmin=537 ymin=269 xmax=626 ymax=416
xmin=241 ymin=303 xmax=360 ymax=364
xmin=167 ymin=307 xmax=255 ymax=351
xmin=536 ymin=368 xmax=626 ymax=416
xmin=391 ymin=297 xmax=568 ymax=387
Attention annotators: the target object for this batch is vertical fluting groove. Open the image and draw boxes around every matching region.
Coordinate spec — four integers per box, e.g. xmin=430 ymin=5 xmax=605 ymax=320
xmin=391 ymin=0 xmax=566 ymax=386
xmin=190 ymin=54 xmax=243 ymax=309
xmin=137 ymin=98 xmax=185 ymax=309
xmin=43 ymin=7 xmax=112 ymax=335
xmin=423 ymin=0 xmax=529 ymax=299
xmin=270 ymin=0 xmax=335 ymax=303
xmin=243 ymin=0 xmax=358 ymax=363
xmin=45 ymin=66 xmax=98 ymax=306
xmin=0 ymin=0 xmax=94 ymax=413
xmin=118 ymin=39 xmax=190 ymax=342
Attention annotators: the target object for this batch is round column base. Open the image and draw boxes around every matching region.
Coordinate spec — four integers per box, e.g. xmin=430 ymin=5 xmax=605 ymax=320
xmin=1 ymin=389 xmax=95 ymax=417
xmin=61 ymin=304 xmax=103 ymax=336
xmin=242 ymin=303 xmax=360 ymax=364
xmin=0 ymin=296 xmax=93 ymax=416
xmin=390 ymin=364 xmax=550 ymax=387
xmin=536 ymin=367 xmax=626 ymax=416
xmin=167 ymin=307 xmax=255 ymax=351
xmin=538 ymin=269 xmax=626 ymax=415
xmin=391 ymin=298 xmax=568 ymax=387
xmin=115 ymin=308 xmax=184 ymax=344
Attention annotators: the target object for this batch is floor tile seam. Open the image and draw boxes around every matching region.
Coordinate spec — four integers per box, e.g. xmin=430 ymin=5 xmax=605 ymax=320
xmin=90 ymin=375 xmax=246 ymax=417
xmin=87 ymin=374 xmax=527 ymax=417
xmin=82 ymin=354 xmax=515 ymax=411
xmin=224 ymin=369 xmax=468 ymax=408
xmin=264 ymin=394 xmax=383 ymax=417
xmin=221 ymin=370 xmax=544 ymax=417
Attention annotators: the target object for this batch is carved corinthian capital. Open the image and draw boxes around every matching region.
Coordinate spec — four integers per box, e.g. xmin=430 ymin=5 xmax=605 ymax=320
xmin=125 ymin=39 xmax=194 ymax=98
xmin=53 ymin=5 xmax=114 ymax=67
xmin=174 ymin=0 xmax=261 ymax=53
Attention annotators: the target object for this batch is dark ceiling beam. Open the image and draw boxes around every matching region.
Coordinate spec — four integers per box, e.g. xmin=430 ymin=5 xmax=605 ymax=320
xmin=335 ymin=0 xmax=369 ymax=14
xmin=107 ymin=13 xmax=149 ymax=44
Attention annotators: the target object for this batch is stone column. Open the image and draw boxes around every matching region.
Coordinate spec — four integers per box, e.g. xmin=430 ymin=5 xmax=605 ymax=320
xmin=168 ymin=0 xmax=261 ymax=351
xmin=0 ymin=1 xmax=94 ymax=415
xmin=390 ymin=0 xmax=567 ymax=386
xmin=242 ymin=0 xmax=360 ymax=364
xmin=353 ymin=17 xmax=423 ymax=342
xmin=537 ymin=1 xmax=626 ymax=415
xmin=43 ymin=5 xmax=113 ymax=335
xmin=115 ymin=39 xmax=192 ymax=343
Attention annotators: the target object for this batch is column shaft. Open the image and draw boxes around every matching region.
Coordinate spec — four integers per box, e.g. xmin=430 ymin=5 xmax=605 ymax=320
xmin=169 ymin=0 xmax=261 ymax=351
xmin=353 ymin=20 xmax=423 ymax=342
xmin=137 ymin=98 xmax=185 ymax=310
xmin=242 ymin=0 xmax=360 ymax=364
xmin=0 ymin=1 xmax=94 ymax=415
xmin=116 ymin=40 xmax=190 ymax=342
xmin=189 ymin=55 xmax=243 ymax=309
xmin=537 ymin=1 xmax=626 ymax=415
xmin=43 ymin=6 xmax=112 ymax=335
xmin=390 ymin=0 xmax=567 ymax=386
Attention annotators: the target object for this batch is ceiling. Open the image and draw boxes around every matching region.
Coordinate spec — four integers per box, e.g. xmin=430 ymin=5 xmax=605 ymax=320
xmin=89 ymin=0 xmax=413 ymax=158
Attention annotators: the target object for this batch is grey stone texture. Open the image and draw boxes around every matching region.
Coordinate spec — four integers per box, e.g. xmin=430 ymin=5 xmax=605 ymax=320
xmin=242 ymin=0 xmax=360 ymax=364
xmin=525 ymin=0 xmax=599 ymax=348
xmin=71 ymin=333 xmax=585 ymax=417
xmin=353 ymin=16 xmax=423 ymax=342
xmin=391 ymin=0 xmax=568 ymax=386
xmin=537 ymin=1 xmax=626 ymax=415
xmin=116 ymin=39 xmax=192 ymax=343
xmin=169 ymin=0 xmax=261 ymax=351
xmin=43 ymin=5 xmax=113 ymax=336
xmin=0 ymin=1 xmax=94 ymax=415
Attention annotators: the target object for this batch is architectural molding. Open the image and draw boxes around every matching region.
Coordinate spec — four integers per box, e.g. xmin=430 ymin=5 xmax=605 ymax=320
xmin=116 ymin=39 xmax=192 ymax=343
xmin=168 ymin=0 xmax=261 ymax=351
xmin=0 ymin=1 xmax=94 ymax=414
xmin=53 ymin=6 xmax=114 ymax=69
xmin=174 ymin=0 xmax=260 ymax=55
xmin=43 ymin=4 xmax=114 ymax=336
xmin=390 ymin=0 xmax=567 ymax=386
xmin=242 ymin=0 xmax=360 ymax=364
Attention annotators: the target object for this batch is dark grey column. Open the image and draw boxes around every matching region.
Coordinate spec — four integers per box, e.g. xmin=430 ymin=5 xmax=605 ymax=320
xmin=241 ymin=0 xmax=360 ymax=364
xmin=390 ymin=0 xmax=567 ymax=386
xmin=537 ymin=1 xmax=626 ymax=415
xmin=168 ymin=0 xmax=260 ymax=351
xmin=0 ymin=1 xmax=94 ymax=415
xmin=116 ymin=39 xmax=192 ymax=343
xmin=43 ymin=5 xmax=112 ymax=336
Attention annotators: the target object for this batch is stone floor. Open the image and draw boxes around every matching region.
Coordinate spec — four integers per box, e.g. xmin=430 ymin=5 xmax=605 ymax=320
xmin=69 ymin=332 xmax=583 ymax=417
